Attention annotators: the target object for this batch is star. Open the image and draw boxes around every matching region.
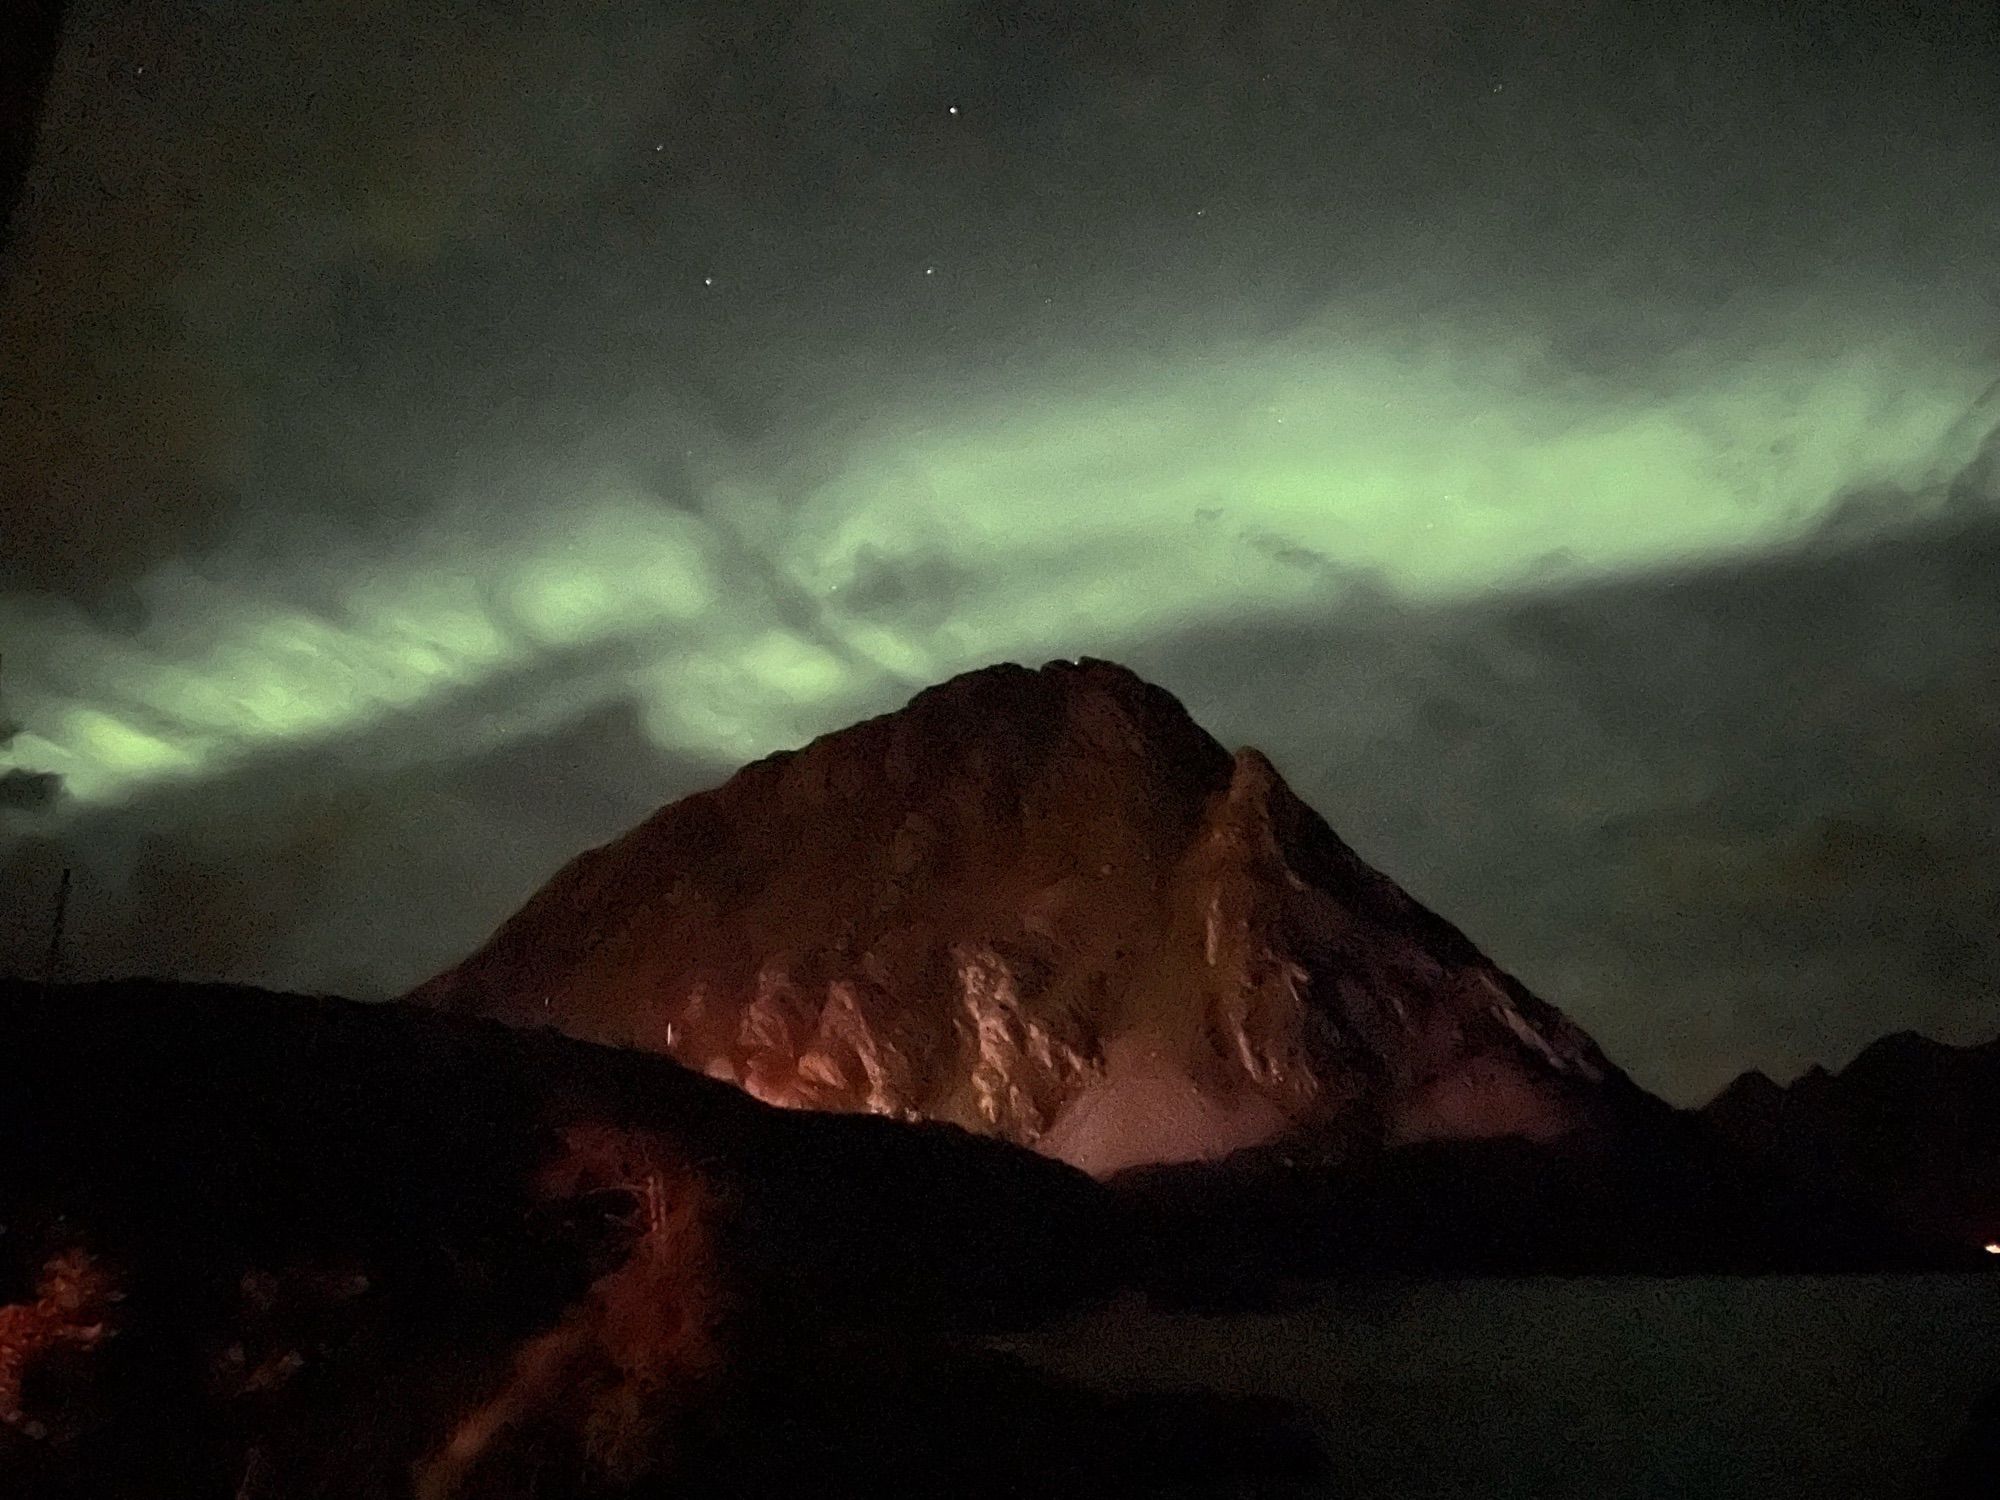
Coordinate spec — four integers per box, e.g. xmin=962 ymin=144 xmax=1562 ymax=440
xmin=947 ymin=105 xmax=959 ymax=115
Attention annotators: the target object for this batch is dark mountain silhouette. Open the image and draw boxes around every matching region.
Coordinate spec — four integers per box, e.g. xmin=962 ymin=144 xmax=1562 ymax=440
xmin=1704 ymin=1031 xmax=2000 ymax=1254
xmin=420 ymin=658 xmax=1640 ymax=1176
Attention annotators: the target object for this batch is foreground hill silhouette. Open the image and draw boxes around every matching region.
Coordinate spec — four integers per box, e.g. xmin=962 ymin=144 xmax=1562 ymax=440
xmin=421 ymin=658 xmax=1645 ymax=1175
xmin=0 ymin=978 xmax=1339 ymax=1498
xmin=0 ymin=977 xmax=1954 ymax=1498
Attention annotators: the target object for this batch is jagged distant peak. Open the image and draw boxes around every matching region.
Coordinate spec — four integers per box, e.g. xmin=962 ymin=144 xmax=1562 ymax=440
xmin=1708 ymin=1067 xmax=1784 ymax=1106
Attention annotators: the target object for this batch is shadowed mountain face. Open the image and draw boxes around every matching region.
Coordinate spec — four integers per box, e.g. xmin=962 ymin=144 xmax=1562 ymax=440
xmin=1704 ymin=1031 xmax=2000 ymax=1252
xmin=419 ymin=659 xmax=1635 ymax=1176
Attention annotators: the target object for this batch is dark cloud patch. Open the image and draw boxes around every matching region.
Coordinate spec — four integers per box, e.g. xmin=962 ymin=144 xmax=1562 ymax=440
xmin=1808 ymin=399 xmax=2000 ymax=549
xmin=0 ymin=625 xmax=734 ymax=991
xmin=835 ymin=545 xmax=980 ymax=631
xmin=1240 ymin=527 xmax=1336 ymax=574
xmin=0 ymin=689 xmax=729 ymax=997
xmin=0 ymin=767 xmax=62 ymax=811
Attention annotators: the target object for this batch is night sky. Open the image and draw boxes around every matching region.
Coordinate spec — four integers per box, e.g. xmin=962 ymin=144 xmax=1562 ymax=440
xmin=2 ymin=0 xmax=1997 ymax=1104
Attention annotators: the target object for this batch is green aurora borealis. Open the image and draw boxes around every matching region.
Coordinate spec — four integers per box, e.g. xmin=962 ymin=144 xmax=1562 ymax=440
xmin=7 ymin=303 xmax=1991 ymax=803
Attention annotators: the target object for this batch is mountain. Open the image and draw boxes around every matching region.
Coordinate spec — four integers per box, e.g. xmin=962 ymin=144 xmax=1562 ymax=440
xmin=1703 ymin=1031 xmax=2000 ymax=1252
xmin=1 ymin=979 xmax=1332 ymax=1498
xmin=419 ymin=658 xmax=1638 ymax=1176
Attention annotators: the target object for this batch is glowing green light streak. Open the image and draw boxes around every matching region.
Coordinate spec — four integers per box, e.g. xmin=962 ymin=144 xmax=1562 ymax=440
xmin=3 ymin=313 xmax=1991 ymax=810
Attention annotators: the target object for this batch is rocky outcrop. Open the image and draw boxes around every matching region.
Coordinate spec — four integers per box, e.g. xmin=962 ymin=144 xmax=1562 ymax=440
xmin=419 ymin=659 xmax=1634 ymax=1175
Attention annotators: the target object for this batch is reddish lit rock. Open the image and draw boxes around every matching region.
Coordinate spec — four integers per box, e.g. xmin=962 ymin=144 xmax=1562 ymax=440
xmin=418 ymin=659 xmax=1628 ymax=1173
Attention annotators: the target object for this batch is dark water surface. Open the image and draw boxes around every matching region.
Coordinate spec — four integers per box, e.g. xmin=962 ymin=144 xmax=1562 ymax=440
xmin=996 ymin=1275 xmax=2000 ymax=1498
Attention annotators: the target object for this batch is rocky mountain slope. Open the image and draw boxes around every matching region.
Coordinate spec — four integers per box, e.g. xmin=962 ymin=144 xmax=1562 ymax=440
xmin=419 ymin=658 xmax=1638 ymax=1175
